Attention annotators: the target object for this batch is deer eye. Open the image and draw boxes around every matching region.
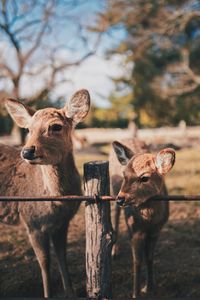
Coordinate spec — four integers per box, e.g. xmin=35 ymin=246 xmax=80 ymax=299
xmin=51 ymin=124 xmax=63 ymax=132
xmin=140 ymin=176 xmax=150 ymax=183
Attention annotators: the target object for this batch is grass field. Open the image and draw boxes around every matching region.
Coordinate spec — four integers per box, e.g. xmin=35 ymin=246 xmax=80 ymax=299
xmin=0 ymin=145 xmax=200 ymax=297
xmin=166 ymin=148 xmax=200 ymax=195
xmin=76 ymin=146 xmax=200 ymax=195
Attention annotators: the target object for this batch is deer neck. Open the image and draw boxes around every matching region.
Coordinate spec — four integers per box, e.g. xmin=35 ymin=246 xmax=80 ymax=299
xmin=40 ymin=152 xmax=80 ymax=196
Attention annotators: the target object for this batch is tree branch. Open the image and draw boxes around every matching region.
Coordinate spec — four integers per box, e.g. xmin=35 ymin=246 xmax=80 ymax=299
xmin=0 ymin=63 xmax=15 ymax=79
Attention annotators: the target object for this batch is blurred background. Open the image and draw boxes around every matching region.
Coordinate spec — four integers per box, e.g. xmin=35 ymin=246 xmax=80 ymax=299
xmin=0 ymin=0 xmax=200 ymax=142
xmin=1 ymin=1 xmax=200 ymax=298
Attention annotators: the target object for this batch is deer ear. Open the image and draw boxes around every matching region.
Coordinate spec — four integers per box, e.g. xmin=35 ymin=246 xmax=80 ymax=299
xmin=64 ymin=89 xmax=90 ymax=125
xmin=155 ymin=148 xmax=176 ymax=175
xmin=5 ymin=98 xmax=35 ymax=128
xmin=112 ymin=141 xmax=134 ymax=165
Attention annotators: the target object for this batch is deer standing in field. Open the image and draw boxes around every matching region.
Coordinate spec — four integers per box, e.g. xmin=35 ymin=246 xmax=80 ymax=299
xmin=109 ymin=139 xmax=175 ymax=298
xmin=0 ymin=89 xmax=90 ymax=297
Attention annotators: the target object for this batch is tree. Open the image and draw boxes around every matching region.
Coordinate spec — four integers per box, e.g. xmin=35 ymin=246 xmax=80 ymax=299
xmin=0 ymin=0 xmax=100 ymax=141
xmin=92 ymin=0 xmax=200 ymax=126
xmin=0 ymin=90 xmax=12 ymax=134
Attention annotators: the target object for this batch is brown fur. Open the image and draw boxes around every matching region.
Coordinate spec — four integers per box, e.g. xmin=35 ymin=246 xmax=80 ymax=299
xmin=109 ymin=138 xmax=175 ymax=298
xmin=0 ymin=89 xmax=90 ymax=298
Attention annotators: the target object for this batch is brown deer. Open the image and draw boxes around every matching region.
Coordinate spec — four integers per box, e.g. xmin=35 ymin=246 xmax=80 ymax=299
xmin=109 ymin=139 xmax=175 ymax=298
xmin=0 ymin=89 xmax=90 ymax=297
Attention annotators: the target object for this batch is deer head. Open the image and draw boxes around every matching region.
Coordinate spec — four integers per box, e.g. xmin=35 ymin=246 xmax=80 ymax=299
xmin=112 ymin=141 xmax=176 ymax=207
xmin=5 ymin=89 xmax=90 ymax=165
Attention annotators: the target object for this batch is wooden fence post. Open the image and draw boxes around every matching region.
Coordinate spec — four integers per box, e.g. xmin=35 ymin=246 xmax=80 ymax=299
xmin=84 ymin=161 xmax=114 ymax=299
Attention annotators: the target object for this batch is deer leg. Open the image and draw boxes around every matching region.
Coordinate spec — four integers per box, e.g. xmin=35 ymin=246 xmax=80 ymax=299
xmin=29 ymin=231 xmax=51 ymax=298
xmin=143 ymin=234 xmax=158 ymax=296
xmin=112 ymin=204 xmax=121 ymax=257
xmin=51 ymin=224 xmax=74 ymax=297
xmin=131 ymin=231 xmax=145 ymax=298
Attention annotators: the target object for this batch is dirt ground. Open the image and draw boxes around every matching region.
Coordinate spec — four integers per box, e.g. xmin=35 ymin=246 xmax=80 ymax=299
xmin=1 ymin=202 xmax=200 ymax=298
xmin=1 ymin=146 xmax=200 ymax=298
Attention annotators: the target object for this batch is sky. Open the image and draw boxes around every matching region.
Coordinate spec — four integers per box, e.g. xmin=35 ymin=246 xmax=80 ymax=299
xmin=20 ymin=53 xmax=126 ymax=108
xmin=0 ymin=0 xmax=127 ymax=108
xmin=53 ymin=56 xmax=125 ymax=107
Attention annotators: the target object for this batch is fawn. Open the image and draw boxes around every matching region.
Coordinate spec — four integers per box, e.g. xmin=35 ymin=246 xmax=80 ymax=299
xmin=109 ymin=138 xmax=175 ymax=298
xmin=0 ymin=89 xmax=90 ymax=297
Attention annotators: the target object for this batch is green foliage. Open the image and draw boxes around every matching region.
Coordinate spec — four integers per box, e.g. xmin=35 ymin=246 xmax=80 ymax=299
xmin=0 ymin=116 xmax=12 ymax=135
xmin=84 ymin=105 xmax=128 ymax=128
xmin=84 ymin=92 xmax=135 ymax=128
xmin=93 ymin=0 xmax=200 ymax=127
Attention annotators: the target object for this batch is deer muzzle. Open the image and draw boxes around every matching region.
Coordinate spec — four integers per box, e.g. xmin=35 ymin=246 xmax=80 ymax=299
xmin=21 ymin=146 xmax=36 ymax=161
xmin=116 ymin=195 xmax=126 ymax=207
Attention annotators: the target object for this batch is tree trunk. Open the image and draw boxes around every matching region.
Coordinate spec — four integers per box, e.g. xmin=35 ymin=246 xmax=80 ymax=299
xmin=11 ymin=82 xmax=27 ymax=145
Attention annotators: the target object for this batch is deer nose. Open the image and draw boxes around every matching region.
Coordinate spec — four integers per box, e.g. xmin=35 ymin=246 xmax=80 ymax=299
xmin=22 ymin=146 xmax=35 ymax=160
xmin=116 ymin=196 xmax=125 ymax=207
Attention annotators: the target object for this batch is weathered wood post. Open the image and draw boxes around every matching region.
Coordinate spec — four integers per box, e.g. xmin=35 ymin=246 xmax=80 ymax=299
xmin=84 ymin=161 xmax=114 ymax=299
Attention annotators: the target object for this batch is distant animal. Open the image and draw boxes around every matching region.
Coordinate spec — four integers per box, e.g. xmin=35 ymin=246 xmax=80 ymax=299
xmin=0 ymin=89 xmax=90 ymax=297
xmin=109 ymin=139 xmax=175 ymax=298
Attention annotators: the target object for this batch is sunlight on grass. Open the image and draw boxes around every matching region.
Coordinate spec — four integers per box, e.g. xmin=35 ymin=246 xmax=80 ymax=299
xmin=75 ymin=152 xmax=107 ymax=177
xmin=165 ymin=148 xmax=200 ymax=195
xmin=75 ymin=147 xmax=200 ymax=196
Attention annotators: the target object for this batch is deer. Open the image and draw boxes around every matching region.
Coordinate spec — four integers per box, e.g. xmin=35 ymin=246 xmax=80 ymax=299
xmin=109 ymin=138 xmax=175 ymax=298
xmin=0 ymin=89 xmax=90 ymax=298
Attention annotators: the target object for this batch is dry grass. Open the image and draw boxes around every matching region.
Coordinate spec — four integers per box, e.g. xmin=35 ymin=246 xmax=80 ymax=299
xmin=76 ymin=146 xmax=200 ymax=195
xmin=0 ymin=146 xmax=200 ymax=297
xmin=166 ymin=148 xmax=200 ymax=195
